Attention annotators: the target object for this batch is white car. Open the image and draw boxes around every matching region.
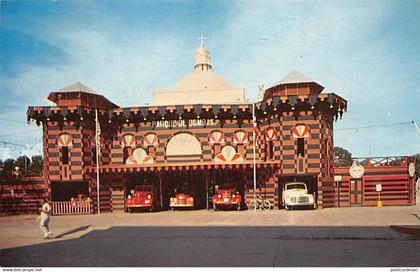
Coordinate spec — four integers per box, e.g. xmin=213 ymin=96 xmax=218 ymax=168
xmin=282 ymin=182 xmax=315 ymax=210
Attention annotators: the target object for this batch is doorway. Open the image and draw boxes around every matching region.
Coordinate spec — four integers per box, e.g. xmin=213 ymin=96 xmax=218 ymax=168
xmin=350 ymin=178 xmax=363 ymax=206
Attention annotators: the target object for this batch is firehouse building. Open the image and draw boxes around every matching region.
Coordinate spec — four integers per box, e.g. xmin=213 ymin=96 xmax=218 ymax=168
xmin=26 ymin=38 xmax=416 ymax=215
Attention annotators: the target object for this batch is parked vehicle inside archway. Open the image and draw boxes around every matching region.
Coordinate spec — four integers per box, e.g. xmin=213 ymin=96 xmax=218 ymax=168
xmin=169 ymin=187 xmax=194 ymax=210
xmin=125 ymin=185 xmax=158 ymax=212
xmin=211 ymin=185 xmax=242 ymax=211
xmin=282 ymin=182 xmax=315 ymax=210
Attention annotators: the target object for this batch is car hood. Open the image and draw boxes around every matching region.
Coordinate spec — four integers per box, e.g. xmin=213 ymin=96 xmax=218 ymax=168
xmin=284 ymin=190 xmax=308 ymax=197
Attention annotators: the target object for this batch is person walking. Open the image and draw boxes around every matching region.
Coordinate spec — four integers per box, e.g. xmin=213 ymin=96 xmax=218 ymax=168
xmin=40 ymin=198 xmax=52 ymax=239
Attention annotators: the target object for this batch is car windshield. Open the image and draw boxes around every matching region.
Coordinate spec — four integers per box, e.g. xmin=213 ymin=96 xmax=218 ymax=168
xmin=135 ymin=186 xmax=152 ymax=192
xmin=286 ymin=184 xmax=306 ymax=190
xmin=218 ymin=187 xmax=235 ymax=191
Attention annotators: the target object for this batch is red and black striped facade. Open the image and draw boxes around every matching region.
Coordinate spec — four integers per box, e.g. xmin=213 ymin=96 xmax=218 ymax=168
xmin=25 ymin=81 xmax=417 ymax=213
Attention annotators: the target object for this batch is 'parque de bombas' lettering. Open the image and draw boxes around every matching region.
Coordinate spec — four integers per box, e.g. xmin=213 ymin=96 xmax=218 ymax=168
xmin=153 ymin=119 xmax=217 ymax=128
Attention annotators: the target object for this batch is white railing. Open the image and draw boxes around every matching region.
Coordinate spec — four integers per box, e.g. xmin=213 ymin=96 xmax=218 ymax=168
xmin=52 ymin=200 xmax=92 ymax=215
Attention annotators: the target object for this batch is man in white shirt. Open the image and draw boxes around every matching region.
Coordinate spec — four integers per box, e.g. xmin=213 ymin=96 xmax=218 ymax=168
xmin=40 ymin=198 xmax=52 ymax=239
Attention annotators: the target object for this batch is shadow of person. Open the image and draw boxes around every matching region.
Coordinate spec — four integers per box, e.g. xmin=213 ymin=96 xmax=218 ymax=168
xmin=53 ymin=225 xmax=91 ymax=239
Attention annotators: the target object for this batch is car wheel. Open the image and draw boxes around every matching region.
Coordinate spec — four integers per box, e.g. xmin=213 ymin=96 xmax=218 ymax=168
xmin=285 ymin=205 xmax=289 ymax=211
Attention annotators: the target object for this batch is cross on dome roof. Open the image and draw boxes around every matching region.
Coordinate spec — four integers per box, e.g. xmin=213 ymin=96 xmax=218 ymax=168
xmin=194 ymin=34 xmax=211 ymax=71
xmin=198 ymin=34 xmax=206 ymax=47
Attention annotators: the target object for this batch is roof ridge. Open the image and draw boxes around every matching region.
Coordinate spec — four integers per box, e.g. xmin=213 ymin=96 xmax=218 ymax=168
xmin=276 ymin=70 xmax=314 ymax=85
xmin=59 ymin=82 xmax=97 ymax=94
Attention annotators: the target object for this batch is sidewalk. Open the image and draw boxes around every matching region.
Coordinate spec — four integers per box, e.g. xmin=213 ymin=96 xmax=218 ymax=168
xmin=1 ymin=205 xmax=419 ymax=250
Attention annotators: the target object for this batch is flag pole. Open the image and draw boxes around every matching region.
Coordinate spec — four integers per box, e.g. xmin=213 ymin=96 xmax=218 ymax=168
xmin=95 ymin=109 xmax=101 ymax=215
xmin=252 ymin=103 xmax=257 ymax=212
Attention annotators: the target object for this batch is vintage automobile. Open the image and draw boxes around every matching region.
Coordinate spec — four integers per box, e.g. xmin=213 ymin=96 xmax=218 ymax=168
xmin=211 ymin=187 xmax=242 ymax=211
xmin=169 ymin=192 xmax=194 ymax=210
xmin=125 ymin=185 xmax=158 ymax=212
xmin=282 ymin=182 xmax=315 ymax=210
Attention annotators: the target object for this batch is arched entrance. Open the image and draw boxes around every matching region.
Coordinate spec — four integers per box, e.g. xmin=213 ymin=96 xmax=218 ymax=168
xmin=166 ymin=132 xmax=202 ymax=162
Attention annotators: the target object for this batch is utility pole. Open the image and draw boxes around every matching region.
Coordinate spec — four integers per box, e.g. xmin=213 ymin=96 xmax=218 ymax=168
xmin=252 ymin=103 xmax=257 ymax=212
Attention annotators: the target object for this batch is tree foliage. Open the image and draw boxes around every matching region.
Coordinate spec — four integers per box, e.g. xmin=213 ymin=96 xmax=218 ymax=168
xmin=413 ymin=153 xmax=420 ymax=176
xmin=29 ymin=155 xmax=44 ymax=175
xmin=334 ymin=146 xmax=353 ymax=167
xmin=0 ymin=155 xmax=44 ymax=179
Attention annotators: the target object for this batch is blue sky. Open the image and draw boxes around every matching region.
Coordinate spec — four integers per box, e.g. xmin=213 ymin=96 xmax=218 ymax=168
xmin=0 ymin=0 xmax=419 ymax=160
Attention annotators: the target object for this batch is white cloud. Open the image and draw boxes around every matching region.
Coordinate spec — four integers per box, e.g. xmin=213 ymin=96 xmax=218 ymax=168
xmin=2 ymin=1 xmax=419 ymax=158
xmin=211 ymin=1 xmax=419 ymax=156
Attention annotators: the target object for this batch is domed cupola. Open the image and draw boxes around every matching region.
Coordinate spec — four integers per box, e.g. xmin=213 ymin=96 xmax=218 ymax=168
xmin=153 ymin=35 xmax=246 ymax=105
xmin=194 ymin=34 xmax=212 ymax=71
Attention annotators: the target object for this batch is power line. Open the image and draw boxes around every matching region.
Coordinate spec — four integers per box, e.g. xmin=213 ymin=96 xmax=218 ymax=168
xmin=0 ymin=140 xmax=26 ymax=148
xmin=335 ymin=121 xmax=414 ymax=132
xmin=0 ymin=118 xmax=28 ymax=124
xmin=0 ymin=128 xmax=42 ymax=137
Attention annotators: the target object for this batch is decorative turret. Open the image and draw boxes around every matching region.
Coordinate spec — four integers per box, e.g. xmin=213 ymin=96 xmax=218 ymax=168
xmin=194 ymin=34 xmax=212 ymax=71
xmin=46 ymin=82 xmax=118 ymax=109
xmin=264 ymin=70 xmax=324 ymax=100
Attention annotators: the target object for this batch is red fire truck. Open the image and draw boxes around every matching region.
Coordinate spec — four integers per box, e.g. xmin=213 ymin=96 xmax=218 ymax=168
xmin=211 ymin=186 xmax=242 ymax=211
xmin=125 ymin=185 xmax=158 ymax=212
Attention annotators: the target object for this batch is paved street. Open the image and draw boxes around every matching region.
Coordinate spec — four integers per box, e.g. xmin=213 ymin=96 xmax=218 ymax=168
xmin=1 ymin=206 xmax=419 ymax=266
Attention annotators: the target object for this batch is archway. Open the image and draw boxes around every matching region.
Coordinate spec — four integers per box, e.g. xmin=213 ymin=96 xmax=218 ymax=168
xmin=166 ymin=132 xmax=202 ymax=161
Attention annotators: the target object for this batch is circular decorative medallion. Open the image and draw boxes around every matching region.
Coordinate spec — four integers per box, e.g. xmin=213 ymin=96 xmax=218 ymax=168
xmin=349 ymin=162 xmax=365 ymax=179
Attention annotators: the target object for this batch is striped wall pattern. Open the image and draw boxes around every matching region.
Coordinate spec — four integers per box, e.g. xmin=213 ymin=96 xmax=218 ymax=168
xmin=111 ymin=189 xmax=125 ymax=213
xmin=243 ymin=168 xmax=278 ymax=209
xmin=90 ymin=180 xmax=112 ymax=213
xmin=39 ymin=109 xmax=381 ymax=211
xmin=335 ymin=165 xmax=416 ymax=207
xmin=252 ymin=112 xmax=331 ymax=208
xmin=45 ymin=122 xmax=83 ymax=181
xmin=109 ymin=121 xmax=255 ymax=165
xmin=0 ymin=177 xmax=49 ymax=216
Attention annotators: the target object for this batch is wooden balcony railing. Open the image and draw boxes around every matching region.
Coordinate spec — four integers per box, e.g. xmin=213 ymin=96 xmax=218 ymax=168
xmin=335 ymin=156 xmax=413 ymax=168
xmin=52 ymin=200 xmax=92 ymax=215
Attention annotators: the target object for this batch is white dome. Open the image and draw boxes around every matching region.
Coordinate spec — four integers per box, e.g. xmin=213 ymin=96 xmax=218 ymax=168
xmin=173 ymin=70 xmax=232 ymax=92
xmin=153 ymin=35 xmax=246 ymax=105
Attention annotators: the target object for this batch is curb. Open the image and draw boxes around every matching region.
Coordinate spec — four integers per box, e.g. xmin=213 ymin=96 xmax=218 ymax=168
xmin=390 ymin=225 xmax=420 ymax=239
